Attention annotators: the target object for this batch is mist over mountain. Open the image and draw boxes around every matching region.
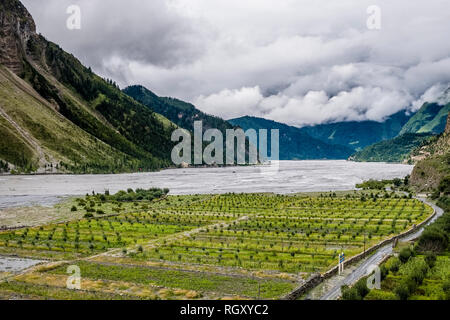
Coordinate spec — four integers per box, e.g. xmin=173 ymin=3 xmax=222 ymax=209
xmin=352 ymin=101 xmax=450 ymax=163
xmin=399 ymin=101 xmax=450 ymax=136
xmin=298 ymin=111 xmax=412 ymax=151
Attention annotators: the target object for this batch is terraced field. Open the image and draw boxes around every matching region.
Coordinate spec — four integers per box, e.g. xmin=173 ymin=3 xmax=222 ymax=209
xmin=0 ymin=191 xmax=433 ymax=300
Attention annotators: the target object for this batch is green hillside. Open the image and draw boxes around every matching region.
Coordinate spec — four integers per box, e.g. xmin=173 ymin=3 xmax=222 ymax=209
xmin=399 ymin=102 xmax=450 ymax=135
xmin=123 ymin=85 xmax=234 ymax=133
xmin=229 ymin=116 xmax=354 ymax=160
xmin=349 ymin=100 xmax=449 ymax=165
xmin=0 ymin=65 xmax=137 ymax=173
xmin=299 ymin=111 xmax=412 ymax=151
xmin=410 ymin=113 xmax=450 ymax=191
xmin=0 ymin=0 xmax=177 ymax=173
xmin=124 ymin=85 xmax=258 ymax=164
xmin=350 ymin=133 xmax=435 ymax=163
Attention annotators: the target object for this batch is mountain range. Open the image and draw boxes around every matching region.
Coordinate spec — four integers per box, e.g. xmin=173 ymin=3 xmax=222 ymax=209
xmin=298 ymin=111 xmax=412 ymax=151
xmin=228 ymin=116 xmax=354 ymax=160
xmin=0 ymin=0 xmax=449 ymax=174
xmin=352 ymin=101 xmax=450 ymax=162
xmin=230 ymin=99 xmax=450 ymax=163
xmin=229 ymin=110 xmax=415 ymax=161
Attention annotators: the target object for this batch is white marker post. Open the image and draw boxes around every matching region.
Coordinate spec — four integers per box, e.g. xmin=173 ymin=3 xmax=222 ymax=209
xmin=338 ymin=253 xmax=341 ymax=275
xmin=338 ymin=252 xmax=345 ymax=274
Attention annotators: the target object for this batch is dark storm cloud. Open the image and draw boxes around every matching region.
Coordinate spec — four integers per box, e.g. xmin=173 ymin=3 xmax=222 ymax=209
xmin=22 ymin=0 xmax=450 ymax=126
xmin=22 ymin=0 xmax=209 ymax=80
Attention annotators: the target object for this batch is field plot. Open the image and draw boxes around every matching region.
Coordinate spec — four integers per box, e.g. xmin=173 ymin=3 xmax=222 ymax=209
xmin=137 ymin=194 xmax=431 ymax=273
xmin=0 ymin=191 xmax=433 ymax=300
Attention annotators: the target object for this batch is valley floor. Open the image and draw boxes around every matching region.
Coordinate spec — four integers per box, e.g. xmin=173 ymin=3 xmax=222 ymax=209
xmin=0 ymin=190 xmax=434 ymax=300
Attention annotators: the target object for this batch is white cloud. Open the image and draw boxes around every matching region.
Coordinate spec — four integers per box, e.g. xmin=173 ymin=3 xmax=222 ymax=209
xmin=22 ymin=0 xmax=450 ymax=125
xmin=197 ymin=86 xmax=412 ymax=127
xmin=195 ymin=87 xmax=264 ymax=119
xmin=411 ymin=83 xmax=450 ymax=111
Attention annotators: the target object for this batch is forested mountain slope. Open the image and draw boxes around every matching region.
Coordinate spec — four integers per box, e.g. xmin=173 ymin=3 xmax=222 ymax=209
xmin=399 ymin=101 xmax=450 ymax=135
xmin=299 ymin=111 xmax=411 ymax=151
xmin=229 ymin=116 xmax=354 ymax=160
xmin=350 ymin=133 xmax=435 ymax=163
xmin=350 ymin=97 xmax=450 ymax=164
xmin=0 ymin=0 xmax=177 ymax=173
xmin=124 ymin=85 xmax=235 ymax=134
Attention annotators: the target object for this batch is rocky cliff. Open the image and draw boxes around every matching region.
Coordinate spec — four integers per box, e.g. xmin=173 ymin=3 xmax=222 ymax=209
xmin=410 ymin=112 xmax=450 ymax=191
xmin=0 ymin=0 xmax=37 ymax=74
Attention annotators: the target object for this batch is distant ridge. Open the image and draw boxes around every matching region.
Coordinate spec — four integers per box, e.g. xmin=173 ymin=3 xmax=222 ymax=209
xmin=229 ymin=116 xmax=354 ymax=160
xmin=123 ymin=85 xmax=235 ymax=134
xmin=350 ymin=133 xmax=435 ymax=163
xmin=399 ymin=101 xmax=450 ymax=136
xmin=350 ymin=96 xmax=450 ymax=164
xmin=299 ymin=111 xmax=412 ymax=151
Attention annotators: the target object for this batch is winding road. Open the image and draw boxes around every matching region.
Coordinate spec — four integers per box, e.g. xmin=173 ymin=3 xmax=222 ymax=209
xmin=319 ymin=198 xmax=444 ymax=300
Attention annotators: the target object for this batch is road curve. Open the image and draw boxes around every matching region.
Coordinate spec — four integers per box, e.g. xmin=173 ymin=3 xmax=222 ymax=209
xmin=319 ymin=198 xmax=444 ymax=300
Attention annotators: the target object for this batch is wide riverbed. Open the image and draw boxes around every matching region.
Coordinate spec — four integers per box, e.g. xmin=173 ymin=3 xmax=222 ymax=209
xmin=0 ymin=161 xmax=413 ymax=208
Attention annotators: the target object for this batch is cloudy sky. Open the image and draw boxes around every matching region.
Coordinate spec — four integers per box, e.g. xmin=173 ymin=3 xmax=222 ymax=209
xmin=22 ymin=0 xmax=450 ymax=126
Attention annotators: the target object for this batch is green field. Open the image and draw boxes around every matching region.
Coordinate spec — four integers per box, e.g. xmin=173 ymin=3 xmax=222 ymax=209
xmin=0 ymin=191 xmax=433 ymax=300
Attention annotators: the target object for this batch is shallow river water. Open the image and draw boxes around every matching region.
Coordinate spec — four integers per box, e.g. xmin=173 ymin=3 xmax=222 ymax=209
xmin=0 ymin=256 xmax=44 ymax=273
xmin=0 ymin=161 xmax=413 ymax=208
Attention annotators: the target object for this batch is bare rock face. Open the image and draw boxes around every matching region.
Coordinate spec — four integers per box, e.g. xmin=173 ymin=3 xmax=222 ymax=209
xmin=0 ymin=0 xmax=37 ymax=75
xmin=410 ymin=112 xmax=450 ymax=191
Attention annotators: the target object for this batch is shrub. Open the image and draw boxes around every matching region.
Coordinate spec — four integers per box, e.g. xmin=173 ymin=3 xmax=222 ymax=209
xmin=365 ymin=290 xmax=397 ymax=300
xmin=438 ymin=175 xmax=450 ymax=195
xmin=71 ymin=206 xmax=77 ymax=212
xmin=404 ymin=278 xmax=417 ymax=295
xmin=443 ymin=280 xmax=450 ymax=300
xmin=396 ymin=256 xmax=429 ymax=298
xmin=395 ymin=283 xmax=410 ymax=300
xmin=380 ymin=265 xmax=389 ymax=281
xmin=84 ymin=213 xmax=94 ymax=218
xmin=354 ymin=278 xmax=370 ymax=298
xmin=341 ymin=285 xmax=362 ymax=300
xmin=386 ymin=257 xmax=401 ymax=273
xmin=399 ymin=247 xmax=413 ymax=263
xmin=416 ymin=209 xmax=449 ymax=253
xmin=416 ymin=226 xmax=448 ymax=253
xmin=424 ymin=252 xmax=437 ymax=268
xmin=409 ymin=269 xmax=425 ymax=286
